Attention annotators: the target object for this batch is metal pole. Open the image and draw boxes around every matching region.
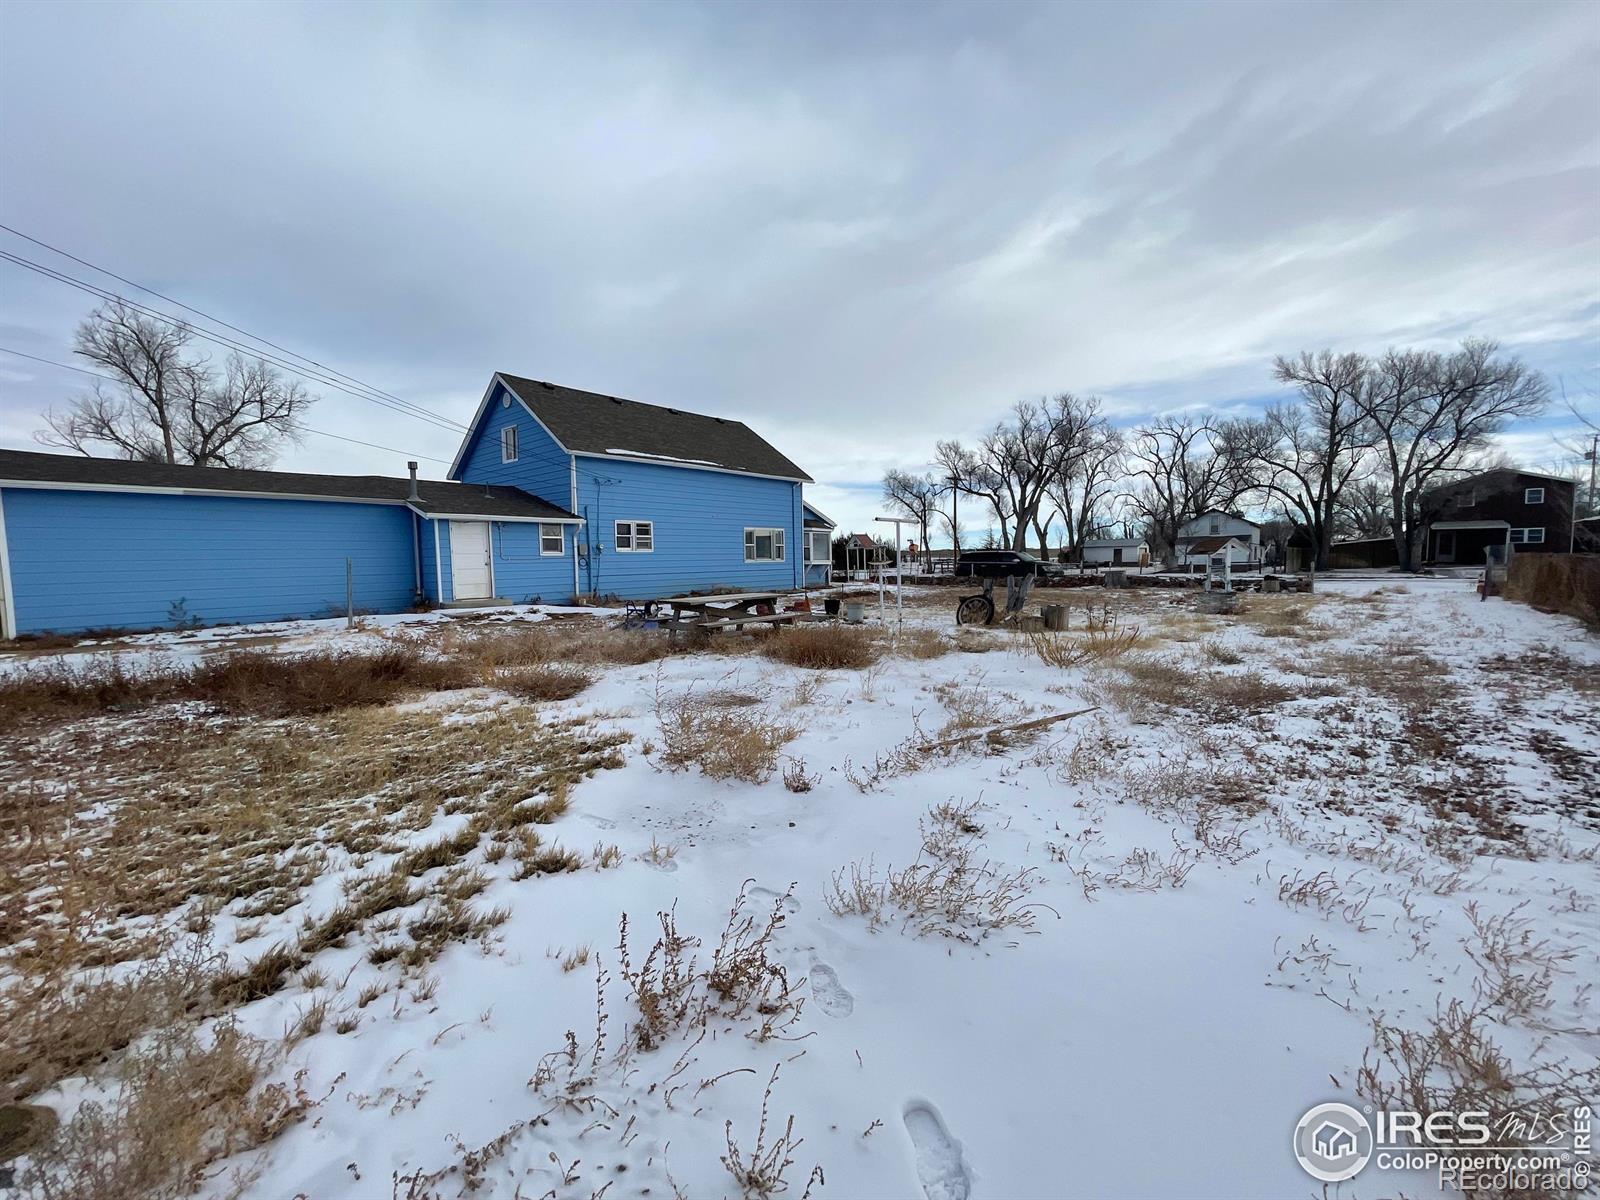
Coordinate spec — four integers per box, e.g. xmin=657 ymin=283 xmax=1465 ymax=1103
xmin=346 ymin=557 xmax=354 ymax=629
xmin=894 ymin=523 xmax=903 ymax=627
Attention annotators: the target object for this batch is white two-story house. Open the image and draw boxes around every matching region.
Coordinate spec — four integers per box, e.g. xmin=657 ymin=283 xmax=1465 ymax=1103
xmin=1175 ymin=510 xmax=1263 ymax=570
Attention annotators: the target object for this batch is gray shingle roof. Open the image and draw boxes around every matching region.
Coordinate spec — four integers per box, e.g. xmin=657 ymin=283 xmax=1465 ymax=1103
xmin=0 ymin=448 xmax=578 ymax=521
xmin=498 ymin=374 xmax=811 ymax=481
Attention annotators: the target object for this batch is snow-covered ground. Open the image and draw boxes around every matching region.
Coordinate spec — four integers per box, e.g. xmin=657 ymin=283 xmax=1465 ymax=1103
xmin=5 ymin=576 xmax=1597 ymax=1199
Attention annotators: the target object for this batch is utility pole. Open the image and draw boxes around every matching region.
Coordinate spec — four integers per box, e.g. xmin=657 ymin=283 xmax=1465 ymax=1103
xmin=1576 ymin=433 xmax=1597 ymax=554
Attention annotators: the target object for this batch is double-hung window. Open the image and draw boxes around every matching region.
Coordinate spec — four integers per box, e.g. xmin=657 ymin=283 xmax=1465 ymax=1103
xmin=539 ymin=524 xmax=564 ymax=555
xmin=1509 ymin=527 xmax=1545 ymax=545
xmin=500 ymin=425 xmax=519 ymax=463
xmin=745 ymin=527 xmax=785 ymax=562
xmin=615 ymin=520 xmax=653 ymax=552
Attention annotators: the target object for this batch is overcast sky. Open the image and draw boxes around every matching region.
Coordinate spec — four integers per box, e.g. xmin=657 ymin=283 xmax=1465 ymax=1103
xmin=1 ymin=0 xmax=1596 ymax=536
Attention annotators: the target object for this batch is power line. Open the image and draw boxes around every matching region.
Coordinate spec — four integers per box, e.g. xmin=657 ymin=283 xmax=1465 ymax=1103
xmin=0 ymin=248 xmax=466 ymax=433
xmin=0 ymin=345 xmax=451 ymax=464
xmin=0 ymin=246 xmax=468 ymax=433
xmin=0 ymin=221 xmax=455 ymax=424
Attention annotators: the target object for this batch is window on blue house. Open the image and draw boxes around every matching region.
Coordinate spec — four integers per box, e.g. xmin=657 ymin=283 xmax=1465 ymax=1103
xmin=745 ymin=527 xmax=785 ymax=562
xmin=501 ymin=425 xmax=518 ymax=463
xmin=807 ymin=530 xmax=830 ymax=564
xmin=540 ymin=524 xmax=564 ymax=555
xmin=615 ymin=520 xmax=653 ymax=552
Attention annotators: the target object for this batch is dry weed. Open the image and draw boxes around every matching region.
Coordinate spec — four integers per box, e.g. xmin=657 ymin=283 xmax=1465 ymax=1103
xmin=20 ymin=1021 xmax=314 ymax=1200
xmin=825 ymin=803 xmax=1045 ymax=942
xmin=495 ymin=663 xmax=596 ymax=702
xmin=760 ymin=625 xmax=880 ymax=670
xmin=656 ymin=687 xmax=798 ymax=784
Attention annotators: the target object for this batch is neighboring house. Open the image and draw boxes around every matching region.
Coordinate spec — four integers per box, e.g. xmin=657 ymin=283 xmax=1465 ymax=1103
xmin=0 ymin=450 xmax=580 ymax=637
xmin=1176 ymin=535 xmax=1256 ymax=570
xmin=1079 ymin=538 xmax=1149 ymax=567
xmin=1176 ymin=511 xmax=1262 ymax=568
xmin=450 ymin=374 xmax=812 ymax=600
xmin=0 ymin=372 xmax=820 ymax=636
xmin=1419 ymin=469 xmax=1575 ymax=564
xmin=803 ymin=502 xmax=836 ymax=586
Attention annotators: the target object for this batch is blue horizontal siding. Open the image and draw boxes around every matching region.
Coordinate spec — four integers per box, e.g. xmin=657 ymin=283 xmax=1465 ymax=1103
xmin=418 ymin=513 xmax=443 ymax=605
xmin=487 ymin=521 xmax=571 ymax=603
xmin=573 ymin=457 xmax=802 ymax=599
xmin=3 ymin=487 xmax=419 ymax=634
xmin=454 ymin=382 xmax=572 ymax=510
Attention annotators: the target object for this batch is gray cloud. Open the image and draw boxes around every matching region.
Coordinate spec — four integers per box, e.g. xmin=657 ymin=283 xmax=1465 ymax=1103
xmin=1 ymin=0 xmax=1595 ymax=534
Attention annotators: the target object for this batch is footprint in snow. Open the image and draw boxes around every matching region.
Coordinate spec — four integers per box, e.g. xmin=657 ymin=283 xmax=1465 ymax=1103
xmin=903 ymin=1101 xmax=971 ymax=1200
xmin=807 ymin=959 xmax=854 ymax=1018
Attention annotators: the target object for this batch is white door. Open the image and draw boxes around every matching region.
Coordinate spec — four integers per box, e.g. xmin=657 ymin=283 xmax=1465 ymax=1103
xmin=449 ymin=521 xmax=493 ymax=599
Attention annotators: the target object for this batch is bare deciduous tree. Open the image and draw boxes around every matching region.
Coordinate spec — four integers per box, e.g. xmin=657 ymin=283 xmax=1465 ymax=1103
xmin=1358 ymin=340 xmax=1547 ymax=570
xmin=971 ymin=395 xmax=1104 ymax=554
xmin=1124 ymin=416 xmax=1241 ymax=566
xmin=936 ymin=438 xmax=1008 ymax=549
xmin=1224 ymin=350 xmax=1373 ymax=569
xmin=1047 ymin=412 xmax=1123 ymax=563
xmin=1334 ymin=477 xmax=1394 ymax=540
xmin=881 ymin=469 xmax=942 ymax=569
xmin=37 ymin=300 xmax=315 ymax=467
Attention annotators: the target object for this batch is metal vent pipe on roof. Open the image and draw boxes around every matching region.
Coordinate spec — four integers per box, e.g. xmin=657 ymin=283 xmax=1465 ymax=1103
xmin=407 ymin=461 xmax=419 ymax=501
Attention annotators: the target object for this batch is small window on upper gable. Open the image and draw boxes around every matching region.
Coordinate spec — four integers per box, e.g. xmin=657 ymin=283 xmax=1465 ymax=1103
xmin=1525 ymin=487 xmax=1544 ymax=505
xmin=501 ymin=425 xmax=518 ymax=463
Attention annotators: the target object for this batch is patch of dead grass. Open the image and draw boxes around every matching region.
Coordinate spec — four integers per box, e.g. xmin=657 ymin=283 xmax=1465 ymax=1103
xmin=656 ymin=688 xmax=799 ymax=783
xmin=759 ymin=625 xmax=880 ymax=670
xmin=20 ymin=1020 xmax=313 ymax=1200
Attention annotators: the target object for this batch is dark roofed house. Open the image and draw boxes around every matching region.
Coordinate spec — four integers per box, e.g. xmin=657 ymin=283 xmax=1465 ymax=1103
xmin=1419 ymin=468 xmax=1577 ymax=564
xmin=0 ymin=372 xmax=822 ymax=636
xmin=449 ymin=373 xmax=815 ymax=602
xmin=0 ymin=447 xmax=580 ymax=636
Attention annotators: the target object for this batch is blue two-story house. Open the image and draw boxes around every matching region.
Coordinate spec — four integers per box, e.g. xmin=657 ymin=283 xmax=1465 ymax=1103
xmin=0 ymin=373 xmax=817 ymax=637
xmin=449 ymin=373 xmax=814 ymax=601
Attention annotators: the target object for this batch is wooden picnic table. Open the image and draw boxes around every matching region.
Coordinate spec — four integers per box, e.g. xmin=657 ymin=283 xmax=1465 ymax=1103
xmin=653 ymin=591 xmax=805 ymax=638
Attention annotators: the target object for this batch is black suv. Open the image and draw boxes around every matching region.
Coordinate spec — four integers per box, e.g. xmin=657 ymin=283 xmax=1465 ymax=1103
xmin=954 ymin=550 xmax=1066 ymax=580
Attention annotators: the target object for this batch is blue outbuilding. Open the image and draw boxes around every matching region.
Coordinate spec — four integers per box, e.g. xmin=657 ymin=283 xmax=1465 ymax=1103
xmin=0 ymin=373 xmax=820 ymax=637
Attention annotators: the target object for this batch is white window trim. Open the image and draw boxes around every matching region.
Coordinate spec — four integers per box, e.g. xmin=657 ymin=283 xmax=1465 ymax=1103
xmin=1510 ymin=526 xmax=1546 ymax=545
xmin=1524 ymin=487 xmax=1544 ymax=504
xmin=744 ymin=526 xmax=786 ymax=562
xmin=806 ymin=529 xmax=831 ymax=564
xmin=501 ymin=425 xmax=519 ymax=463
xmin=615 ymin=520 xmax=653 ymax=553
xmin=539 ymin=524 xmax=564 ymax=556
